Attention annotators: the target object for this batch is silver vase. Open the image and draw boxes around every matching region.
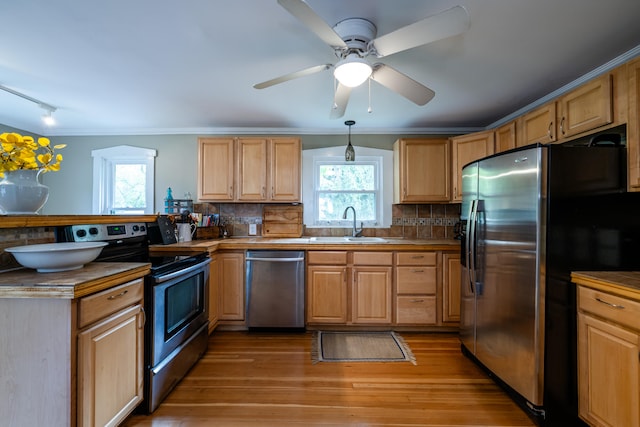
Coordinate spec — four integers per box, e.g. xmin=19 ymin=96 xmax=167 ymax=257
xmin=0 ymin=169 xmax=50 ymax=214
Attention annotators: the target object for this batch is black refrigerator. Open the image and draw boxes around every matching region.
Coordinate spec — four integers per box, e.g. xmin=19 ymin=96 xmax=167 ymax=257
xmin=460 ymin=128 xmax=640 ymax=425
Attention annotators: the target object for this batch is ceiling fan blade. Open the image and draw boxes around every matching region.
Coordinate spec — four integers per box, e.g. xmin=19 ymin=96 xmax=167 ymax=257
xmin=330 ymin=83 xmax=352 ymax=119
xmin=253 ymin=64 xmax=331 ymax=89
xmin=370 ymin=64 xmax=435 ymax=106
xmin=277 ymin=0 xmax=347 ymax=49
xmin=371 ymin=5 xmax=469 ymax=57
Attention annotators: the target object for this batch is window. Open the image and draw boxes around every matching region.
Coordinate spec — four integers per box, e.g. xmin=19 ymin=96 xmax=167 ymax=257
xmin=302 ymin=146 xmax=393 ymax=228
xmin=92 ymin=145 xmax=156 ymax=214
xmin=314 ymin=159 xmax=380 ymax=226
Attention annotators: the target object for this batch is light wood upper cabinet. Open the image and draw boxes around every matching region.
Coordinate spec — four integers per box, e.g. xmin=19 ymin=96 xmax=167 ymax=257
xmin=198 ymin=136 xmax=301 ymax=202
xmin=577 ymin=285 xmax=640 ymax=427
xmin=270 ymin=137 xmax=301 ymax=201
xmin=557 ymin=74 xmax=613 ymax=139
xmin=393 ymin=138 xmax=450 ymax=203
xmin=629 ymin=57 xmax=640 ymax=191
xmin=520 ymin=103 xmax=557 ymax=145
xmin=197 ymin=137 xmax=235 ymax=201
xmin=450 ymin=130 xmax=495 ymax=202
xmin=495 ymin=121 xmax=517 ymax=153
xmin=237 ymin=138 xmax=269 ymax=201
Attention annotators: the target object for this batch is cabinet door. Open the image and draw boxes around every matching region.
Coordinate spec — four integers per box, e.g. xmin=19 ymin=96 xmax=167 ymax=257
xmin=237 ymin=138 xmax=268 ymax=201
xmin=451 ymin=131 xmax=494 ymax=202
xmin=495 ymin=121 xmax=517 ymax=153
xmin=197 ymin=137 xmax=235 ymax=201
xmin=520 ymin=103 xmax=556 ymax=145
xmin=78 ymin=304 xmax=144 ymax=427
xmin=578 ymin=312 xmax=640 ymax=427
xmin=270 ymin=138 xmax=301 ymax=201
xmin=629 ymin=58 xmax=640 ymax=191
xmin=558 ymin=74 xmax=612 ymax=139
xmin=218 ymin=252 xmax=245 ymax=320
xmin=442 ymin=252 xmax=461 ymax=323
xmin=208 ymin=254 xmax=219 ymax=331
xmin=307 ymin=265 xmax=347 ymax=323
xmin=394 ymin=138 xmax=450 ymax=203
xmin=352 ymin=266 xmax=393 ymax=324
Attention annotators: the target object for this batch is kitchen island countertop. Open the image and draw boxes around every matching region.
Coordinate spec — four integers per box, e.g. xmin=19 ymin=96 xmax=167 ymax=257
xmin=0 ymin=262 xmax=150 ymax=299
xmin=571 ymin=271 xmax=640 ymax=299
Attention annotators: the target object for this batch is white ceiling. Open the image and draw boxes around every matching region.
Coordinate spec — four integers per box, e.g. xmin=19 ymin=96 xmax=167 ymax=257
xmin=2 ymin=0 xmax=640 ymax=136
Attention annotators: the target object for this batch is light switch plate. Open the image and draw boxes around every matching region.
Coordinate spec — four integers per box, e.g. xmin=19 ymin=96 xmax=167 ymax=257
xmin=249 ymin=223 xmax=257 ymax=235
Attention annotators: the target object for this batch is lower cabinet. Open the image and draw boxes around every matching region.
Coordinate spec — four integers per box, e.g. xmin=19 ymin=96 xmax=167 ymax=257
xmin=306 ymin=251 xmax=392 ymax=325
xmin=307 ymin=249 xmax=460 ymax=328
xmin=208 ymin=253 xmax=219 ymax=332
xmin=577 ymin=285 xmax=640 ymax=427
xmin=218 ymin=251 xmax=245 ymax=321
xmin=77 ymin=279 xmax=145 ymax=427
xmin=442 ymin=252 xmax=461 ymax=323
xmin=395 ymin=252 xmax=437 ymax=325
xmin=0 ymin=274 xmax=147 ymax=427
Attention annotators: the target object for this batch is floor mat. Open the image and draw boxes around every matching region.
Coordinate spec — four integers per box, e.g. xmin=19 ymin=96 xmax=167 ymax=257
xmin=312 ymin=331 xmax=416 ymax=364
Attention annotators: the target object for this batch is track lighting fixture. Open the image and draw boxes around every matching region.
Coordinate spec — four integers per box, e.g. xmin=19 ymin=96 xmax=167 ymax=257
xmin=0 ymin=84 xmax=57 ymax=126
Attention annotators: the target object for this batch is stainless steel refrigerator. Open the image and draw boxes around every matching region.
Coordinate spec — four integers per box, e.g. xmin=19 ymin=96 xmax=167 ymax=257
xmin=460 ymin=130 xmax=640 ymax=425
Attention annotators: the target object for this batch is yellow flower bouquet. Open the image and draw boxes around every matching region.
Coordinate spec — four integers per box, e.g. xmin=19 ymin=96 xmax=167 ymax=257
xmin=0 ymin=132 xmax=66 ymax=178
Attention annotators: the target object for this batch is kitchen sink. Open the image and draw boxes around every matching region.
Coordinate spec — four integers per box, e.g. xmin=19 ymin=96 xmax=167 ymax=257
xmin=308 ymin=236 xmax=388 ymax=243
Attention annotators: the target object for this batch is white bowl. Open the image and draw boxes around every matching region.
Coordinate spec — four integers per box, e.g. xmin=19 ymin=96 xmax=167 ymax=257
xmin=6 ymin=242 xmax=108 ymax=273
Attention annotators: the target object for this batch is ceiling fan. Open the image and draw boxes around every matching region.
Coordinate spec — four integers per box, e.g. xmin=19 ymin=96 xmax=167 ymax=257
xmin=254 ymin=0 xmax=470 ymax=118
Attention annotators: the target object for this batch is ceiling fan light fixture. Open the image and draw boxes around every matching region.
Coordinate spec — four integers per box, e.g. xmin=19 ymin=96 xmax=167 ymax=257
xmin=334 ymin=54 xmax=372 ymax=88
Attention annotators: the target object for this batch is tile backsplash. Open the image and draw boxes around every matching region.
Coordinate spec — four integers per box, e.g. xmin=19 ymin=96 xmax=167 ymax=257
xmin=194 ymin=202 xmax=461 ymax=240
xmin=0 ymin=227 xmax=56 ymax=271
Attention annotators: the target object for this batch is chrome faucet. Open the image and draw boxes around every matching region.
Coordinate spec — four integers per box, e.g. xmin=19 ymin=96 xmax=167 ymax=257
xmin=342 ymin=206 xmax=363 ymax=237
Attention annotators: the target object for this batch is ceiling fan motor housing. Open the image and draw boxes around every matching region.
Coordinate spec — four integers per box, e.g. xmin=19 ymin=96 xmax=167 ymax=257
xmin=333 ymin=18 xmax=377 ymax=56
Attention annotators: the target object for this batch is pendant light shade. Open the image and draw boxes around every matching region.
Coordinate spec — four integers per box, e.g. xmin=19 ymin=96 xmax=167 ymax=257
xmin=345 ymin=120 xmax=356 ymax=162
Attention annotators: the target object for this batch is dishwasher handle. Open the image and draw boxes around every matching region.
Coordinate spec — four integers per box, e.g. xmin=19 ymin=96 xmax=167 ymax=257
xmin=245 ymin=257 xmax=305 ymax=262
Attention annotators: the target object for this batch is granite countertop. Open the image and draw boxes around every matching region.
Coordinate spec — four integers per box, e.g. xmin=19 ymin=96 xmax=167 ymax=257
xmin=149 ymin=237 xmax=461 ymax=254
xmin=0 ymin=262 xmax=151 ymax=299
xmin=571 ymin=271 xmax=640 ymax=300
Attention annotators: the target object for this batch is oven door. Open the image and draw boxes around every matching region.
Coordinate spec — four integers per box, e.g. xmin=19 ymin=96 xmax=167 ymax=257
xmin=148 ymin=257 xmax=210 ymax=367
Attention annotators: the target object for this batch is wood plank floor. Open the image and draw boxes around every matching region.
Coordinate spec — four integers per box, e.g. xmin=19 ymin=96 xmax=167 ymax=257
xmin=123 ymin=331 xmax=536 ymax=426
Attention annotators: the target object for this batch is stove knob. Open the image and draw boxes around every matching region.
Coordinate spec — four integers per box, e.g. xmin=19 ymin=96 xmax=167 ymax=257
xmin=76 ymin=229 xmax=87 ymax=238
xmin=89 ymin=227 xmax=99 ymax=235
xmin=140 ymin=225 xmax=146 ymax=232
xmin=132 ymin=225 xmax=140 ymax=232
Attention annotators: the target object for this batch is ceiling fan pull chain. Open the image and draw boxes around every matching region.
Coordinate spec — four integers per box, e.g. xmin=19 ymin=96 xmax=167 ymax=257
xmin=332 ymin=76 xmax=338 ymax=109
xmin=368 ymin=78 xmax=373 ymax=113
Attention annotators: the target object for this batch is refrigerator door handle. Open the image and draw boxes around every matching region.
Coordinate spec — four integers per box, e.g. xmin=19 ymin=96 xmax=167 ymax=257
xmin=467 ymin=199 xmax=478 ymax=293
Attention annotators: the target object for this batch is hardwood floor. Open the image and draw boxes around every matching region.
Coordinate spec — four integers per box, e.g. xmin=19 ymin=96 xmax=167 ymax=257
xmin=123 ymin=331 xmax=536 ymax=426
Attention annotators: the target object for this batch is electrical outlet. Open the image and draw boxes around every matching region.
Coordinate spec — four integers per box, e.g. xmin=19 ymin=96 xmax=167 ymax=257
xmin=249 ymin=223 xmax=257 ymax=235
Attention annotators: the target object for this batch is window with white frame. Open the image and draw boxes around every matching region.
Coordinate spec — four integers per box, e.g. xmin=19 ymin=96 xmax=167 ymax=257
xmin=314 ymin=158 xmax=381 ymax=226
xmin=92 ymin=145 xmax=156 ymax=214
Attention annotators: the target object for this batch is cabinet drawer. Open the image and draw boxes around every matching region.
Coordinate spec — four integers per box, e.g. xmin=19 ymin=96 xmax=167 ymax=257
xmin=307 ymin=251 xmax=348 ymax=265
xmin=396 ymin=266 xmax=437 ymax=294
xmin=396 ymin=252 xmax=436 ymax=266
xmin=578 ymin=286 xmax=640 ymax=331
xmin=353 ymin=251 xmax=393 ymax=266
xmin=78 ymin=279 xmax=144 ymax=328
xmin=396 ymin=296 xmax=436 ymax=324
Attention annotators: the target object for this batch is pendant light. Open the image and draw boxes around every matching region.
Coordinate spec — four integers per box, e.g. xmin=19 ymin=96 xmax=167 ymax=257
xmin=345 ymin=120 xmax=356 ymax=162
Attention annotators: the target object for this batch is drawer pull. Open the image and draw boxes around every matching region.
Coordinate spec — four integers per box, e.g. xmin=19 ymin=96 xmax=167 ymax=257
xmin=411 ymin=299 xmax=425 ymax=303
xmin=107 ymin=289 xmax=129 ymax=300
xmin=595 ymin=297 xmax=625 ymax=310
xmin=411 ymin=269 xmax=425 ymax=273
xmin=411 ymin=255 xmax=424 ymax=259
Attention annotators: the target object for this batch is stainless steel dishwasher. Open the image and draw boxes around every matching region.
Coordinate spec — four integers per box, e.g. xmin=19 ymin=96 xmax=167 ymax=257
xmin=245 ymin=250 xmax=305 ymax=329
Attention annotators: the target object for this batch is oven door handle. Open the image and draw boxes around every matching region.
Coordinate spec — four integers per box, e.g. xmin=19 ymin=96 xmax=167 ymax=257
xmin=153 ymin=258 xmax=211 ymax=283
